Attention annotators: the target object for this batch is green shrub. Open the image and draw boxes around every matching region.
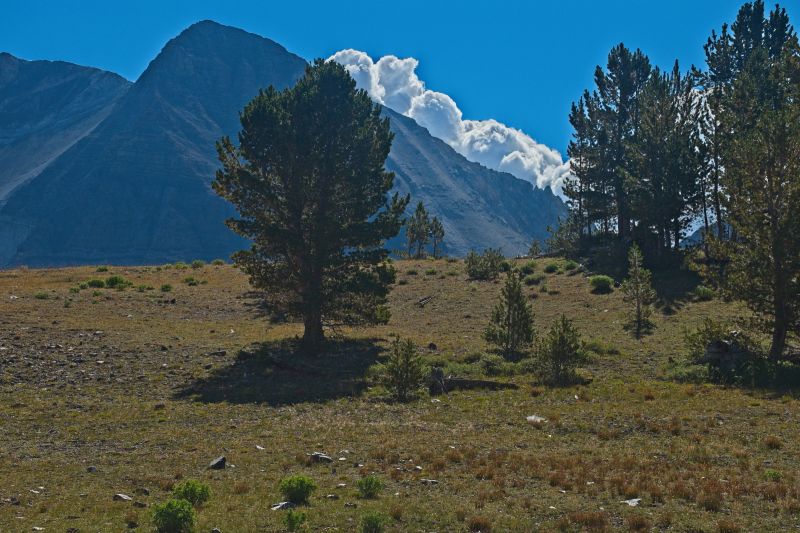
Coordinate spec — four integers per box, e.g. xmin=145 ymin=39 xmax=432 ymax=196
xmin=544 ymin=262 xmax=560 ymax=274
xmin=69 ymin=287 xmax=81 ymax=294
xmin=536 ymin=315 xmax=588 ymax=385
xmin=465 ymin=248 xmax=505 ymax=280
xmin=92 ymin=290 xmax=103 ymax=297
xmin=693 ymin=285 xmax=715 ymax=301
xmin=174 ymin=262 xmax=188 ymax=270
xmin=425 ymin=268 xmax=437 ymax=275
xmin=484 ymin=272 xmax=534 ymax=354
xmin=479 ymin=354 xmax=516 ymax=376
xmin=523 ymin=273 xmax=545 ymax=286
xmin=86 ymin=279 xmax=105 ymax=288
xmin=105 ymin=275 xmax=132 ymax=289
xmin=285 ymin=509 xmax=307 ymax=531
xmin=519 ymin=261 xmax=537 ymax=275
xmin=356 ymin=475 xmax=384 ymax=499
xmin=191 ymin=260 xmax=205 ymax=269
xmin=151 ymin=498 xmax=196 ymax=533
xmin=79 ymin=282 xmax=89 ymax=290
xmin=211 ymin=259 xmax=226 ymax=266
xmin=34 ymin=292 xmax=49 ymax=300
xmin=360 ymin=511 xmax=388 ymax=533
xmin=183 ymin=277 xmax=199 ymax=286
xmin=278 ymin=475 xmax=316 ymax=504
xmin=589 ymin=275 xmax=614 ymax=294
xmin=583 ymin=339 xmax=620 ymax=356
xmin=381 ymin=338 xmax=426 ymax=402
xmin=160 ymin=284 xmax=173 ymax=293
xmin=397 ymin=279 xmax=408 ymax=286
xmin=172 ymin=479 xmax=210 ymax=507
xmin=405 ymin=269 xmax=418 ymax=276
xmin=96 ymin=266 xmax=109 ymax=272
xmin=564 ymin=259 xmax=578 ymax=271
xmin=683 ymin=318 xmax=768 ymax=384
xmin=499 ymin=260 xmax=512 ymax=273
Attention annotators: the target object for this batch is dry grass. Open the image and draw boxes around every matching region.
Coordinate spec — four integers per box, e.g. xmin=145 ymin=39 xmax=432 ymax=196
xmin=0 ymin=259 xmax=797 ymax=531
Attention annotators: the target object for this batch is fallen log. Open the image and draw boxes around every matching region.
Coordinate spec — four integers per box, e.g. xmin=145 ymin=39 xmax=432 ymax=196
xmin=428 ymin=367 xmax=518 ymax=395
xmin=416 ymin=295 xmax=434 ymax=307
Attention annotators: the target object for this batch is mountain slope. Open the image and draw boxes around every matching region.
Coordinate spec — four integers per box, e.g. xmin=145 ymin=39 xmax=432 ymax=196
xmin=0 ymin=21 xmax=564 ymax=267
xmin=0 ymin=53 xmax=130 ymax=203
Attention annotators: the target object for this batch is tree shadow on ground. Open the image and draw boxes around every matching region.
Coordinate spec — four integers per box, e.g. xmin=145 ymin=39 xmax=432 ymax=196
xmin=652 ymin=267 xmax=702 ymax=315
xmin=175 ymin=337 xmax=384 ymax=406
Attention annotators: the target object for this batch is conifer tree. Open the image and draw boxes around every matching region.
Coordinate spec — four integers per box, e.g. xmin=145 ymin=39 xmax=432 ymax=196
xmin=214 ymin=60 xmax=409 ymax=354
xmin=406 ymin=201 xmax=430 ymax=259
xmin=429 ymin=216 xmax=445 ymax=259
xmin=621 ymin=244 xmax=657 ymax=336
xmin=484 ymin=271 xmax=535 ymax=354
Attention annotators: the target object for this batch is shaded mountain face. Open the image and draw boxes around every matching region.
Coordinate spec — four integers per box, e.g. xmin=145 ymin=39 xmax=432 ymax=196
xmin=0 ymin=21 xmax=565 ymax=267
xmin=0 ymin=53 xmax=130 ymax=203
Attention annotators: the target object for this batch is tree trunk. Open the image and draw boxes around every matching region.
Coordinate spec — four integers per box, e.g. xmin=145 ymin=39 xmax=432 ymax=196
xmin=302 ymin=310 xmax=324 ymax=354
xmin=770 ymin=312 xmax=787 ymax=360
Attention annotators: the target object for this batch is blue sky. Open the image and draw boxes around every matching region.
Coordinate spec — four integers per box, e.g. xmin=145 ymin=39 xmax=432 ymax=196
xmin=1 ymin=0 xmax=768 ymax=155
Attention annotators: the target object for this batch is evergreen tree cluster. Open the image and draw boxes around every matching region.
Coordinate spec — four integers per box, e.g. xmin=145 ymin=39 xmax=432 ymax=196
xmin=406 ymin=201 xmax=445 ymax=259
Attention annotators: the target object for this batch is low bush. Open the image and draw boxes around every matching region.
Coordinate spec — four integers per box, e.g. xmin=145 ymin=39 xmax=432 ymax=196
xmin=211 ymin=258 xmax=225 ymax=266
xmin=425 ymin=268 xmax=437 ymax=275
xmin=589 ymin=275 xmax=614 ymax=294
xmin=467 ymin=515 xmax=492 ymax=532
xmin=86 ymin=279 xmax=105 ymax=288
xmin=405 ymin=269 xmax=418 ymax=276
xmin=544 ymin=262 xmax=560 ymax=274
xmin=284 ymin=509 xmax=307 ymax=531
xmin=693 ymin=285 xmax=715 ymax=301
xmin=357 ymin=475 xmax=384 ymax=499
xmin=151 ymin=498 xmax=196 ymax=533
xmin=105 ymin=275 xmax=132 ymax=289
xmin=183 ymin=277 xmax=200 ymax=286
xmin=523 ymin=273 xmax=545 ymax=286
xmin=174 ymin=262 xmax=188 ymax=270
xmin=465 ymin=248 xmax=504 ymax=280
xmin=564 ymin=259 xmax=579 ymax=271
xmin=479 ymin=354 xmax=516 ymax=376
xmin=684 ymin=318 xmax=768 ymax=385
xmin=160 ymin=284 xmax=173 ymax=293
xmin=360 ymin=511 xmax=388 ymax=533
xmin=278 ymin=475 xmax=316 ymax=504
xmin=519 ymin=261 xmax=537 ymax=275
xmin=96 ymin=266 xmax=109 ymax=272
xmin=34 ymin=292 xmax=49 ymax=300
xmin=191 ymin=259 xmax=205 ymax=269
xmin=172 ymin=479 xmax=210 ymax=507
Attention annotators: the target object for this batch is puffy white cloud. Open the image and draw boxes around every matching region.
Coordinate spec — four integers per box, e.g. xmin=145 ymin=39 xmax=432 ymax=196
xmin=330 ymin=50 xmax=571 ymax=194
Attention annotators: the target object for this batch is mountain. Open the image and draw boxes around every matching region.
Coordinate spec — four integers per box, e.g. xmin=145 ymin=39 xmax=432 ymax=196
xmin=0 ymin=21 xmax=565 ymax=267
xmin=0 ymin=53 xmax=130 ymax=203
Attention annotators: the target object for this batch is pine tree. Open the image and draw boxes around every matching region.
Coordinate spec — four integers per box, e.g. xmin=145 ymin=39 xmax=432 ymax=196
xmin=214 ymin=60 xmax=409 ymax=354
xmin=406 ymin=201 xmax=430 ymax=259
xmin=621 ymin=244 xmax=657 ymax=336
xmin=713 ymin=37 xmax=800 ymax=359
xmin=429 ymin=216 xmax=445 ymax=259
xmin=484 ymin=271 xmax=535 ymax=354
xmin=382 ymin=338 xmax=426 ymax=402
xmin=536 ymin=315 xmax=588 ymax=385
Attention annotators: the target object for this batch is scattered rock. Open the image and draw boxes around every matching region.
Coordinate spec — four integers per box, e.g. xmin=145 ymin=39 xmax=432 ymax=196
xmin=428 ymin=342 xmax=437 ymax=351
xmin=255 ymin=445 xmax=264 ymax=451
xmin=344 ymin=502 xmax=357 ymax=508
xmin=326 ymin=494 xmax=340 ymax=500
xmin=209 ymin=456 xmax=226 ymax=470
xmin=526 ymin=415 xmax=547 ymax=425
xmin=212 ymin=529 xmax=222 ymax=533
xmin=620 ymin=498 xmax=641 ymax=507
xmin=86 ymin=466 xmax=97 ymax=473
xmin=336 ymin=483 xmax=347 ymax=489
xmin=270 ymin=501 xmax=294 ymax=511
xmin=133 ymin=501 xmax=147 ymax=508
xmin=307 ymin=451 xmax=333 ymax=463
xmin=134 ymin=487 xmax=150 ymax=496
xmin=208 ymin=350 xmax=226 ymax=357
xmin=113 ymin=493 xmax=133 ymax=502
xmin=421 ymin=479 xmax=439 ymax=485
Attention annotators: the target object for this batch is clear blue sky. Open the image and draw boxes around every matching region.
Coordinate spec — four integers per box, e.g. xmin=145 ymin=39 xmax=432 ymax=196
xmin=1 ymin=0 xmax=776 ymax=154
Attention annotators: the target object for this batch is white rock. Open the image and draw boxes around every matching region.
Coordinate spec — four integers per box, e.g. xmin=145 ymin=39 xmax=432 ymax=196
xmin=621 ymin=498 xmax=641 ymax=507
xmin=526 ymin=415 xmax=547 ymax=424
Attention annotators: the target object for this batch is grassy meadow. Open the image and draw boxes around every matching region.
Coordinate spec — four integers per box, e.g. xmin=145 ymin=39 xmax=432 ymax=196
xmin=0 ymin=258 xmax=798 ymax=532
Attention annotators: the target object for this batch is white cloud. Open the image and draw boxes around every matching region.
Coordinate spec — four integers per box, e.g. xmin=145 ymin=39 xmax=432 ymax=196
xmin=329 ymin=49 xmax=571 ymax=194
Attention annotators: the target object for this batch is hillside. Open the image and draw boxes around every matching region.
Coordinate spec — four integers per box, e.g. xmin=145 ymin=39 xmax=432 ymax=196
xmin=0 ymin=21 xmax=565 ymax=268
xmin=1 ymin=260 xmax=796 ymax=532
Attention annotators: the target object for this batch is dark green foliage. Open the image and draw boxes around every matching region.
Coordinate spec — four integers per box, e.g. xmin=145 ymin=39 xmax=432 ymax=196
xmin=528 ymin=239 xmax=542 ymax=257
xmin=278 ymin=475 xmax=317 ymax=504
xmin=160 ymin=284 xmax=172 ymax=292
xmin=544 ymin=262 xmax=559 ymax=274
xmin=211 ymin=259 xmax=226 ymax=266
xmin=285 ymin=509 xmax=307 ymax=531
xmin=151 ymin=498 xmax=196 ymax=533
xmin=86 ymin=279 xmax=105 ymax=288
xmin=105 ymin=275 xmax=132 ymax=289
xmin=683 ymin=318 xmax=771 ymax=385
xmin=589 ymin=275 xmax=614 ymax=294
xmin=484 ymin=272 xmax=535 ymax=354
xmin=34 ymin=292 xmax=49 ymax=300
xmin=172 ymin=479 xmax=210 ymax=507
xmin=465 ymin=249 xmax=505 ymax=280
xmin=693 ymin=285 xmax=715 ymax=301
xmin=519 ymin=261 xmax=537 ymax=275
xmin=621 ymin=244 xmax=656 ymax=336
xmin=360 ymin=511 xmax=388 ymax=533
xmin=96 ymin=266 xmax=108 ymax=272
xmin=536 ymin=315 xmax=589 ymax=385
xmin=173 ymin=262 xmax=188 ymax=270
xmin=214 ymin=59 xmax=408 ymax=353
xmin=564 ymin=259 xmax=579 ymax=271
xmin=407 ymin=201 xmax=430 ymax=258
xmin=356 ymin=475 xmax=384 ymax=499
xmin=191 ymin=260 xmax=205 ymax=269
xmin=381 ymin=338 xmax=426 ymax=402
xmin=524 ymin=273 xmax=545 ymax=286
